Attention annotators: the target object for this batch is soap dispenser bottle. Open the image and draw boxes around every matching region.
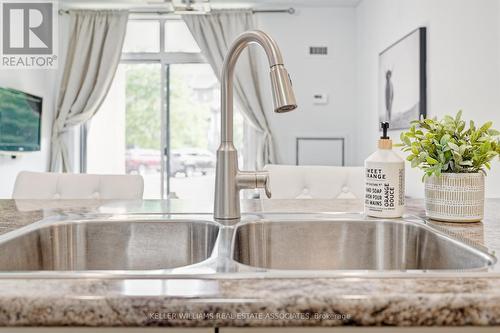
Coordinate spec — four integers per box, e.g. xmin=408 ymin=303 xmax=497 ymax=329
xmin=364 ymin=122 xmax=405 ymax=218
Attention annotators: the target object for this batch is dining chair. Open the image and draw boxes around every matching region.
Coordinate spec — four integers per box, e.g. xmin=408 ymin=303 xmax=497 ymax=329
xmin=262 ymin=164 xmax=364 ymax=199
xmin=12 ymin=171 xmax=144 ymax=200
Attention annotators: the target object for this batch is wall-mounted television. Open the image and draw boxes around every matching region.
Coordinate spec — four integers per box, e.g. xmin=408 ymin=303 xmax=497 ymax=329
xmin=0 ymin=87 xmax=42 ymax=152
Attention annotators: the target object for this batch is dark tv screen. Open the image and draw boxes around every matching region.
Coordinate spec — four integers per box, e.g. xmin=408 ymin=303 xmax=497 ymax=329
xmin=0 ymin=87 xmax=42 ymax=152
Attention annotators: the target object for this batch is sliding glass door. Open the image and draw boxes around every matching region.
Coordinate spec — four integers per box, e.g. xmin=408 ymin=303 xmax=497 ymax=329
xmin=167 ymin=63 xmax=245 ymax=202
xmin=168 ymin=64 xmax=217 ymax=201
xmin=124 ymin=63 xmax=162 ymax=198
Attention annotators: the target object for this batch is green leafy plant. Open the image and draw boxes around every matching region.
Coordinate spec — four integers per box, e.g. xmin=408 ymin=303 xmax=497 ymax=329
xmin=398 ymin=111 xmax=500 ymax=179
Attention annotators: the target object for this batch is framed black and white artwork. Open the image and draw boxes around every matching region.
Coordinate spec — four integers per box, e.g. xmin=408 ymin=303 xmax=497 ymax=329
xmin=379 ymin=27 xmax=427 ymax=130
xmin=296 ymin=137 xmax=345 ymax=166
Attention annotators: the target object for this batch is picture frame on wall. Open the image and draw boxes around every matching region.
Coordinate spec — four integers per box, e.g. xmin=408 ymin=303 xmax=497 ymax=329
xmin=379 ymin=27 xmax=427 ymax=130
xmin=296 ymin=137 xmax=345 ymax=166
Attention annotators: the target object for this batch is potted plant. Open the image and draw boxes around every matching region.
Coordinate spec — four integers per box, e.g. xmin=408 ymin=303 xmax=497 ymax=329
xmin=399 ymin=111 xmax=499 ymax=222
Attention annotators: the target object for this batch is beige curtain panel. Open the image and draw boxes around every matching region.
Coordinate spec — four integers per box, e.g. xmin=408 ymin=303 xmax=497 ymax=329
xmin=50 ymin=10 xmax=129 ymax=172
xmin=183 ymin=11 xmax=278 ymax=168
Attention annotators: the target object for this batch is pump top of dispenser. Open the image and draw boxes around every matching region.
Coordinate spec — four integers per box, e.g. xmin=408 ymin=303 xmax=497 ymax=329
xmin=378 ymin=122 xmax=392 ymax=149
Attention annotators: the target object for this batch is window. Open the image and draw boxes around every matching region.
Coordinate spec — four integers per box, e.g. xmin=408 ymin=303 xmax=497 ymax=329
xmin=164 ymin=20 xmax=200 ymax=52
xmin=122 ymin=21 xmax=160 ymax=53
xmin=87 ymin=18 xmax=245 ymax=200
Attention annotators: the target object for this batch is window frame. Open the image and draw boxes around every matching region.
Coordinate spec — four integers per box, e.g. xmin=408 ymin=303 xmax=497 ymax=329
xmin=83 ymin=16 xmax=206 ymax=199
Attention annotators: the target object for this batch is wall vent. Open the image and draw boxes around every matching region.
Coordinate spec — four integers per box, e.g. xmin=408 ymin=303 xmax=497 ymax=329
xmin=309 ymin=46 xmax=328 ymax=55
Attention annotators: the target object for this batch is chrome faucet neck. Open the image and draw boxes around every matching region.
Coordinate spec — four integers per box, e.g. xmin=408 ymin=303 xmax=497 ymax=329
xmin=214 ymin=30 xmax=296 ymax=222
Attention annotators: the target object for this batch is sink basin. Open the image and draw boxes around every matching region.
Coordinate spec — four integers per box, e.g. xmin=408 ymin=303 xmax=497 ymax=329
xmin=0 ymin=213 xmax=494 ymax=276
xmin=232 ymin=219 xmax=495 ymax=271
xmin=0 ymin=219 xmax=219 ymax=271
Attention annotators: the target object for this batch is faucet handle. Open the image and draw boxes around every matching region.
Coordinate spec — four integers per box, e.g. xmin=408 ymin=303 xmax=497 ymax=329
xmin=236 ymin=171 xmax=272 ymax=198
xmin=255 ymin=172 xmax=272 ymax=199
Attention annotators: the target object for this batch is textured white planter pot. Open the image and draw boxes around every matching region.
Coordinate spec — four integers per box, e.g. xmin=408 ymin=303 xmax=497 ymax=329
xmin=424 ymin=173 xmax=485 ymax=222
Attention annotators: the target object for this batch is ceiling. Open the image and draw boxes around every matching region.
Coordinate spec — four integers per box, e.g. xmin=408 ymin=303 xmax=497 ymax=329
xmin=209 ymin=0 xmax=362 ymax=6
xmin=61 ymin=0 xmax=363 ymax=9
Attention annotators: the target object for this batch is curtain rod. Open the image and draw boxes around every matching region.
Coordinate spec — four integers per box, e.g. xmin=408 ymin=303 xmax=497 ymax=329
xmin=58 ymin=8 xmax=295 ymax=15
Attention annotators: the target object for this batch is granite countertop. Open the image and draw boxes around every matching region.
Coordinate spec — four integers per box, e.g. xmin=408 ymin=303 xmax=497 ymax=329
xmin=0 ymin=198 xmax=499 ymax=327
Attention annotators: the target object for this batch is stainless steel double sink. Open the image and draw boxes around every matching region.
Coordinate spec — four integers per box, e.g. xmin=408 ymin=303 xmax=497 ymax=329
xmin=0 ymin=213 xmax=495 ymax=277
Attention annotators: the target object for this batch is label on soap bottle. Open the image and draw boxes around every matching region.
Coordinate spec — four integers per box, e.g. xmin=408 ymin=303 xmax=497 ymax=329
xmin=365 ymin=162 xmax=405 ymax=217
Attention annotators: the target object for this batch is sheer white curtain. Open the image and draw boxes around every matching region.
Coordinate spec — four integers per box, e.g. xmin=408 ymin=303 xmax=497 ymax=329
xmin=50 ymin=10 xmax=129 ymax=172
xmin=183 ymin=11 xmax=278 ymax=169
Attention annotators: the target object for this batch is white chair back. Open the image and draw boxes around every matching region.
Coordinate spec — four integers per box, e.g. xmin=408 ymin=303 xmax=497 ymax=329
xmin=12 ymin=171 xmax=144 ymax=200
xmin=263 ymin=165 xmax=364 ymax=199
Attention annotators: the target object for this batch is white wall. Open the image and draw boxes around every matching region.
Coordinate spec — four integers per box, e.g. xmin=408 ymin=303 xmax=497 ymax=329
xmin=355 ymin=0 xmax=500 ymax=197
xmin=256 ymin=7 xmax=358 ymax=166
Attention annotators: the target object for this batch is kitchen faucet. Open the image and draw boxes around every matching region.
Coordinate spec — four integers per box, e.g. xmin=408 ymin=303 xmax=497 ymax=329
xmin=214 ymin=30 xmax=297 ymax=221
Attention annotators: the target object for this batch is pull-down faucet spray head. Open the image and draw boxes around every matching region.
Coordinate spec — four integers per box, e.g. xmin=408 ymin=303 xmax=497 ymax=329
xmin=270 ymin=64 xmax=297 ymax=113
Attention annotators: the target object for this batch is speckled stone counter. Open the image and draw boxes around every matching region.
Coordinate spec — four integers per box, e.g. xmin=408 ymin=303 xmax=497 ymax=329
xmin=0 ymin=198 xmax=499 ymax=327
